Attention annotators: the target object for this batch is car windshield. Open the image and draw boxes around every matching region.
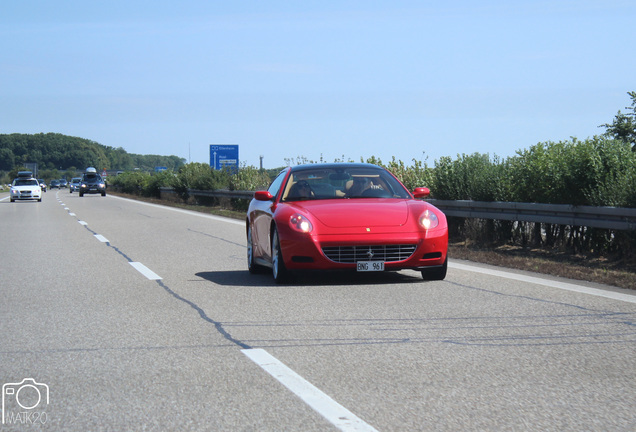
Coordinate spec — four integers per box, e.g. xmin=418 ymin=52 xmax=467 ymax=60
xmin=13 ymin=179 xmax=39 ymax=186
xmin=83 ymin=174 xmax=102 ymax=183
xmin=281 ymin=166 xmax=411 ymax=202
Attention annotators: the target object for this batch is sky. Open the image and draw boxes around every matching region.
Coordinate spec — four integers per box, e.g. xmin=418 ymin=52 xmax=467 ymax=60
xmin=2 ymin=1 xmax=635 ymax=169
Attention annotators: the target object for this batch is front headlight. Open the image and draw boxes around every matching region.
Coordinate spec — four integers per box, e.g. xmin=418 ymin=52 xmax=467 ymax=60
xmin=290 ymin=214 xmax=313 ymax=233
xmin=419 ymin=209 xmax=439 ymax=230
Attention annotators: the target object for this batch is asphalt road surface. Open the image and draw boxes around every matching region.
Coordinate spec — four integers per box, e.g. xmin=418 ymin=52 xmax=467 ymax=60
xmin=1 ymin=190 xmax=635 ymax=431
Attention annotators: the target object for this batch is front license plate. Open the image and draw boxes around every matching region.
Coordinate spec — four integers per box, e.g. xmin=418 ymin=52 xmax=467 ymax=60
xmin=357 ymin=261 xmax=385 ymax=272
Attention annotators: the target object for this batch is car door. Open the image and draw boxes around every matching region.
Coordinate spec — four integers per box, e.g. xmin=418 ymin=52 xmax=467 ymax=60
xmin=250 ymin=169 xmax=289 ymax=263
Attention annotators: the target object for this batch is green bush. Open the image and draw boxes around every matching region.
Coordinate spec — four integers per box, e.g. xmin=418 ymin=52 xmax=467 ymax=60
xmin=110 ymin=171 xmax=150 ymax=195
xmin=173 ymin=163 xmax=229 ymax=202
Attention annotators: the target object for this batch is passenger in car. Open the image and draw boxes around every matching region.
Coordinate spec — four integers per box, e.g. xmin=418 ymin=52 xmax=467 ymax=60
xmin=287 ymin=180 xmax=314 ymax=200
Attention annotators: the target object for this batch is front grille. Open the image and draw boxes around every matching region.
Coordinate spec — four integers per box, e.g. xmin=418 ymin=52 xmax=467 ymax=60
xmin=322 ymin=244 xmax=417 ymax=263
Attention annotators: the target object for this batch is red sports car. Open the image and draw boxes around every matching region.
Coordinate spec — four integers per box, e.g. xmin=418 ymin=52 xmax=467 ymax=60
xmin=246 ymin=163 xmax=448 ymax=283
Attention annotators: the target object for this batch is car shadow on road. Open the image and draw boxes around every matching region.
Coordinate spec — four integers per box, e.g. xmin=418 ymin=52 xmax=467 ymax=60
xmin=195 ymin=270 xmax=424 ymax=287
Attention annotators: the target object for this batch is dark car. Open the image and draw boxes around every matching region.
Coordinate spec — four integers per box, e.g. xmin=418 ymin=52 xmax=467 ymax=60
xmin=79 ymin=168 xmax=106 ymax=197
xmin=49 ymin=180 xmax=60 ymax=189
xmin=59 ymin=179 xmax=68 ymax=188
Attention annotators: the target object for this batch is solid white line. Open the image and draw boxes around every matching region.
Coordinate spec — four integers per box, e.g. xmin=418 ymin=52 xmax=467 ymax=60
xmin=129 ymin=262 xmax=162 ymax=280
xmin=449 ymin=262 xmax=636 ymax=304
xmin=108 ymin=195 xmax=244 ymax=226
xmin=110 ymin=194 xmax=633 ymax=302
xmin=94 ymin=234 xmax=109 ymax=243
xmin=243 ymin=348 xmax=378 ymax=432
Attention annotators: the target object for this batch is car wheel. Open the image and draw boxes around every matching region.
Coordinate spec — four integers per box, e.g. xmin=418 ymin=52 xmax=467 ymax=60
xmin=421 ymin=257 xmax=447 ymax=281
xmin=10 ymin=198 xmax=15 ymax=202
xmin=247 ymin=225 xmax=266 ymax=274
xmin=102 ymin=192 xmax=106 ymax=196
xmin=271 ymin=227 xmax=290 ymax=284
xmin=79 ymin=192 xmax=83 ymax=197
xmin=38 ymin=198 xmax=42 ymax=202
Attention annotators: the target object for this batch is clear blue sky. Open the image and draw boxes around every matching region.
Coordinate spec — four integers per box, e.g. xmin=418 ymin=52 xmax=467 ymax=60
xmin=2 ymin=1 xmax=634 ymax=169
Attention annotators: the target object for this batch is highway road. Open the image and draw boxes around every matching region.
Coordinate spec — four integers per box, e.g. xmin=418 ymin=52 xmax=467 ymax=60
xmin=1 ymin=190 xmax=635 ymax=431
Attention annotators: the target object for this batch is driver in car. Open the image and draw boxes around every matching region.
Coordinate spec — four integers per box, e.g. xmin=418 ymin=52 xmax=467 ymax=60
xmin=346 ymin=176 xmax=381 ymax=197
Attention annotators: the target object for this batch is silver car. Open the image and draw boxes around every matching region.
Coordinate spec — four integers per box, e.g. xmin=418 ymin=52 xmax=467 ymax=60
xmin=69 ymin=177 xmax=82 ymax=193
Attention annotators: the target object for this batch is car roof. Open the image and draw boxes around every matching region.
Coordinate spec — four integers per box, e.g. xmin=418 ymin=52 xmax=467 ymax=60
xmin=86 ymin=167 xmax=97 ymax=173
xmin=289 ymin=162 xmax=383 ymax=172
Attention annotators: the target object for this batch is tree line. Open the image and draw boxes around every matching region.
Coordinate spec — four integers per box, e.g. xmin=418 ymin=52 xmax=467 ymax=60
xmin=0 ymin=132 xmax=185 ymax=182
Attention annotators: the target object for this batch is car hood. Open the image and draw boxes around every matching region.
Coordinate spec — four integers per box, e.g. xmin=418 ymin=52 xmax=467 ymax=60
xmin=295 ymin=199 xmax=410 ymax=228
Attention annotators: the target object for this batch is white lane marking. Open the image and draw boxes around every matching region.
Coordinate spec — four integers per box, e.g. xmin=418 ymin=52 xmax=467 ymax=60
xmin=243 ymin=348 xmax=378 ymax=432
xmin=449 ymin=262 xmax=636 ymax=304
xmin=108 ymin=195 xmax=244 ymax=226
xmin=129 ymin=262 xmax=162 ymax=280
xmin=78 ymin=221 xmax=87 ymax=226
xmin=111 ymin=194 xmax=633 ymax=302
xmin=94 ymin=234 xmax=109 ymax=243
xmin=69 ymin=213 xmax=76 ymax=216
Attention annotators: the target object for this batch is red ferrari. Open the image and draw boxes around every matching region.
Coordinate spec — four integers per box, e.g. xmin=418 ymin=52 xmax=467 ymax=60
xmin=246 ymin=163 xmax=448 ymax=283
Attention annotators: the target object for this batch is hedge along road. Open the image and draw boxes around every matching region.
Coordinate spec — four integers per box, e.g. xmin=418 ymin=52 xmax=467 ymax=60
xmin=1 ymin=191 xmax=635 ymax=431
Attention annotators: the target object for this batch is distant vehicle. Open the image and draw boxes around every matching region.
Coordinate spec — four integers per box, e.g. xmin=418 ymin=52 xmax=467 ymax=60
xmin=50 ymin=180 xmax=60 ymax=189
xmin=59 ymin=179 xmax=68 ymax=188
xmin=10 ymin=174 xmax=42 ymax=203
xmin=79 ymin=167 xmax=106 ymax=197
xmin=38 ymin=179 xmax=47 ymax=192
xmin=246 ymin=163 xmax=448 ymax=283
xmin=69 ymin=177 xmax=82 ymax=193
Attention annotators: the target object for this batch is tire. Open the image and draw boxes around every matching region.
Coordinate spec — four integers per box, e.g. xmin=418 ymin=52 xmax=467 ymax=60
xmin=247 ymin=225 xmax=266 ymax=274
xmin=38 ymin=198 xmax=42 ymax=202
xmin=102 ymin=191 xmax=106 ymax=196
xmin=271 ymin=227 xmax=290 ymax=284
xmin=10 ymin=198 xmax=15 ymax=202
xmin=421 ymin=257 xmax=448 ymax=281
xmin=79 ymin=192 xmax=83 ymax=197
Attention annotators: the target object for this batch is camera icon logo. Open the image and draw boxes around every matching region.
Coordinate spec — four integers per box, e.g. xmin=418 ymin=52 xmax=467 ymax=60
xmin=2 ymin=378 xmax=49 ymax=424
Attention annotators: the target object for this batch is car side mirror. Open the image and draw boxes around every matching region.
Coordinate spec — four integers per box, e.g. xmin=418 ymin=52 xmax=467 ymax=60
xmin=254 ymin=191 xmax=274 ymax=201
xmin=413 ymin=187 xmax=430 ymax=198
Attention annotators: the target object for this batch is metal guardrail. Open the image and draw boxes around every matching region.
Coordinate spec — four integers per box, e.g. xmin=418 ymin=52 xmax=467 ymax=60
xmin=428 ymin=199 xmax=636 ymax=231
xmin=160 ymin=188 xmax=636 ymax=231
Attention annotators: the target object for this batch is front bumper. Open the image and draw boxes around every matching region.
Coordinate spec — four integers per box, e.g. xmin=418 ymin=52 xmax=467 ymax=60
xmin=11 ymin=192 xmax=41 ymax=201
xmin=80 ymin=186 xmax=105 ymax=194
xmin=280 ymin=229 xmax=448 ymax=271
